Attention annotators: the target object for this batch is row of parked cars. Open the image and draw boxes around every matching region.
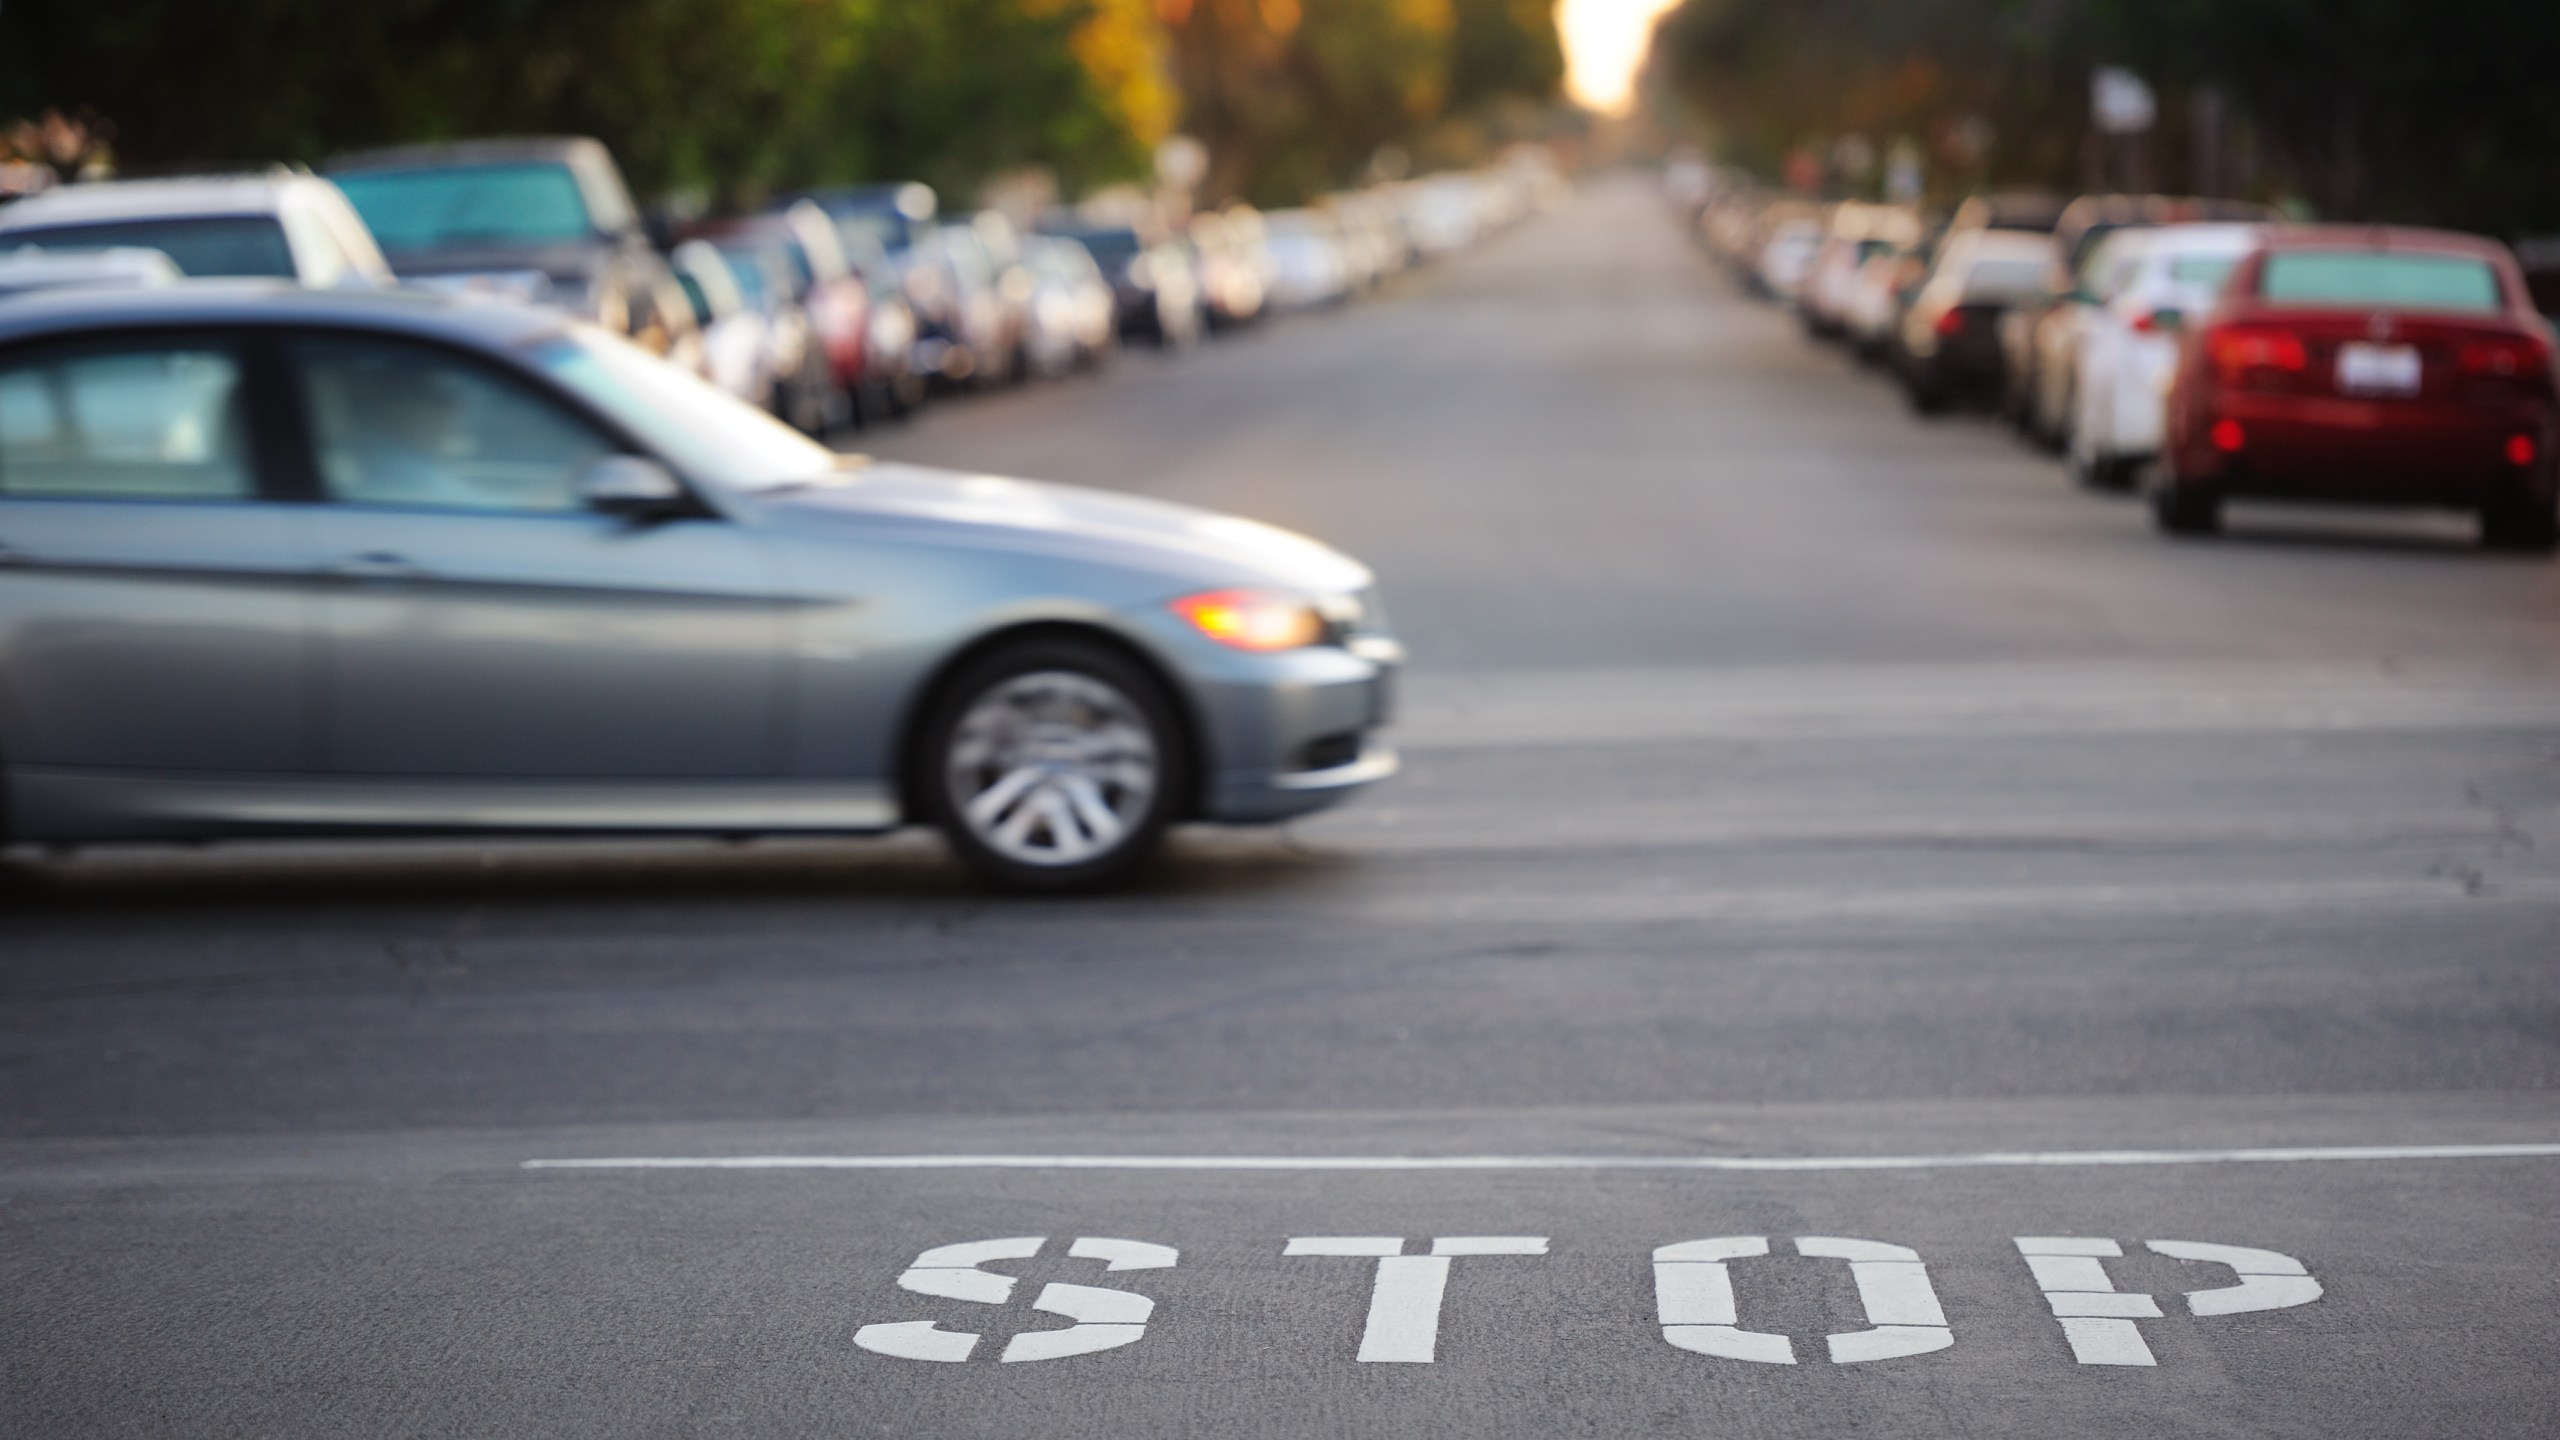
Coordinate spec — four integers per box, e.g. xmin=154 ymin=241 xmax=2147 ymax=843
xmin=0 ymin=139 xmax=1561 ymax=441
xmin=1693 ymin=177 xmax=2560 ymax=550
xmin=0 ymin=137 xmax=1558 ymax=890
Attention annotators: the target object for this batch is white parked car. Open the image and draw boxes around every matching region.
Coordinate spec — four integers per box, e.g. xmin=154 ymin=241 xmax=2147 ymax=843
xmin=2068 ymin=224 xmax=2263 ymax=489
xmin=1756 ymin=217 xmax=1825 ymax=302
xmin=0 ymin=170 xmax=392 ymax=288
xmin=669 ymin=240 xmax=778 ymax=411
xmin=1262 ymin=210 xmax=1352 ymax=310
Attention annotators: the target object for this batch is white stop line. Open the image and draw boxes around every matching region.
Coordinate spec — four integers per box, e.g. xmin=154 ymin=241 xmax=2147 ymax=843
xmin=522 ymin=1142 xmax=2560 ymax=1173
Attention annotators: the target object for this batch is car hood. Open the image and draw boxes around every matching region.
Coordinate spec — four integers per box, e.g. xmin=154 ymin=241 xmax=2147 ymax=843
xmin=753 ymin=461 xmax=1373 ymax=594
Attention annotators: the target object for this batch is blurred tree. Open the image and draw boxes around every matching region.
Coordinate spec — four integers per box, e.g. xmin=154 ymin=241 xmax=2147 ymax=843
xmin=1647 ymin=0 xmax=2560 ymax=238
xmin=0 ymin=0 xmax=1165 ymax=208
xmin=1164 ymin=0 xmax=1563 ymax=206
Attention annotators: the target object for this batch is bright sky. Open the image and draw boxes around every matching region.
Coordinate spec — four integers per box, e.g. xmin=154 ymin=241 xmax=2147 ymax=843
xmin=1559 ymin=0 xmax=1685 ymax=113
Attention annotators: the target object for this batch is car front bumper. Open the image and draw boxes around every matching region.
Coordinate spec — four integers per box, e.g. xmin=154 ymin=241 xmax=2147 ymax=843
xmin=1167 ymin=630 xmax=1403 ymax=824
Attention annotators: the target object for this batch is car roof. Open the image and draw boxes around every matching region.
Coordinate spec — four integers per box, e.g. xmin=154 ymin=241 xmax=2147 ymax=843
xmin=0 ymin=281 xmax=568 ymax=349
xmin=2252 ymin=224 xmax=2511 ymax=261
xmin=2128 ymin=223 xmax=2264 ymax=256
xmin=326 ymin=136 xmax=605 ymax=174
xmin=0 ymin=173 xmax=316 ymax=228
xmin=1958 ymin=230 xmax=2057 ymax=263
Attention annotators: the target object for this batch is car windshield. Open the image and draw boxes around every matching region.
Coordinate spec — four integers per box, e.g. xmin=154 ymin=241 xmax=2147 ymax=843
xmin=714 ymin=247 xmax=773 ymax=307
xmin=534 ymin=329 xmax=836 ymax=492
xmin=334 ymin=163 xmax=593 ymax=253
xmin=1071 ymin=230 xmax=1142 ymax=265
xmin=2 ymin=217 xmax=294 ymax=277
xmin=2260 ymin=251 xmax=2501 ymax=313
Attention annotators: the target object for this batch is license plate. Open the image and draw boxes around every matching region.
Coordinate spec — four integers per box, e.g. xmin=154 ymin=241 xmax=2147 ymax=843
xmin=2336 ymin=342 xmax=2421 ymax=396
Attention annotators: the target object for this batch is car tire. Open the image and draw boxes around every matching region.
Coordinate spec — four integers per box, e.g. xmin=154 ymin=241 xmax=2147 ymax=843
xmin=2074 ymin=449 xmax=2135 ymax=492
xmin=2480 ymin=492 xmax=2558 ymax=553
xmin=1904 ymin=376 xmax=1949 ymax=416
xmin=2152 ymin=485 xmax=2221 ymax=537
xmin=919 ymin=637 xmax=1187 ymax=893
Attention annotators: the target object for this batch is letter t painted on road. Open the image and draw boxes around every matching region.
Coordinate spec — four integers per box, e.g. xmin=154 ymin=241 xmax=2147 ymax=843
xmin=1285 ymin=1235 xmax=1550 ymax=1362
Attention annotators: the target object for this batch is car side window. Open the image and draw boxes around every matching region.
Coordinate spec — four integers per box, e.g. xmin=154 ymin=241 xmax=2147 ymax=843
xmin=0 ymin=341 xmax=255 ymax=501
xmin=293 ymin=336 xmax=612 ymax=513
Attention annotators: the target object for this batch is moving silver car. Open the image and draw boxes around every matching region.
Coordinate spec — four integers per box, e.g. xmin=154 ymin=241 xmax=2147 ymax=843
xmin=0 ymin=286 xmax=1400 ymax=889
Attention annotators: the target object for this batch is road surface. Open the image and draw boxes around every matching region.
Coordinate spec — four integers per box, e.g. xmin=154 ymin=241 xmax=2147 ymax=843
xmin=5 ymin=175 xmax=2557 ymax=1437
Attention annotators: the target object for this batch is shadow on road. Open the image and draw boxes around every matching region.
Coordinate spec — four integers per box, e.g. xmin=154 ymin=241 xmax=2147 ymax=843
xmin=0 ymin=828 xmax=1355 ymax=917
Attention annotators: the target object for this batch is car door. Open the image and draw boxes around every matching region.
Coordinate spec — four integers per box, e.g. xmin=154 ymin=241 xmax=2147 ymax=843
xmin=0 ymin=330 xmax=317 ymax=788
xmin=286 ymin=331 xmax=784 ymax=782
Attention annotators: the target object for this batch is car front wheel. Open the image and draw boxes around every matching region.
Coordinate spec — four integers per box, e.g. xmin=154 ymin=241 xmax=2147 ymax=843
xmin=922 ymin=638 xmax=1186 ymax=892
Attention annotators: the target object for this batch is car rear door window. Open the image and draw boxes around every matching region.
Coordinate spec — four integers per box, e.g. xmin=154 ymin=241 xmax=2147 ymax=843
xmin=2 ymin=217 xmax=297 ymax=278
xmin=293 ymin=336 xmax=610 ymax=513
xmin=0 ymin=342 xmax=254 ymax=499
xmin=2260 ymin=252 xmax=2502 ymax=313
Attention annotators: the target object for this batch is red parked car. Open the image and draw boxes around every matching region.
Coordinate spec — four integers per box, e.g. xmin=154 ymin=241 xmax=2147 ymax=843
xmin=2159 ymin=226 xmax=2558 ymax=549
xmin=683 ymin=203 xmax=870 ymax=433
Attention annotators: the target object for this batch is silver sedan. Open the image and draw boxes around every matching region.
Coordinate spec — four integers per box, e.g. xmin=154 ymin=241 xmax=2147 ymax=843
xmin=0 ymin=285 xmax=1400 ymax=889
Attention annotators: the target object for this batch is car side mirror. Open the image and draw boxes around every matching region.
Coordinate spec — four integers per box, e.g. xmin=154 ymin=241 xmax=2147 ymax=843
xmin=578 ymin=455 xmax=690 ymax=518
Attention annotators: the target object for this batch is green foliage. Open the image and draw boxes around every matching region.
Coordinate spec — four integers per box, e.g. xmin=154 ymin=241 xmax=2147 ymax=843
xmin=0 ymin=0 xmax=1157 ymax=207
xmin=1167 ymin=0 xmax=1565 ymax=206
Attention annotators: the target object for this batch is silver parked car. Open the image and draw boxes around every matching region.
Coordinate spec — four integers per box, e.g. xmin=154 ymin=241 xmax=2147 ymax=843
xmin=0 ymin=286 xmax=1401 ymax=889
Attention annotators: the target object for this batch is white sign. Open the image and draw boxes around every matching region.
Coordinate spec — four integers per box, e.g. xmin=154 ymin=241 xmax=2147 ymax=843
xmin=2092 ymin=67 xmax=2158 ymax=136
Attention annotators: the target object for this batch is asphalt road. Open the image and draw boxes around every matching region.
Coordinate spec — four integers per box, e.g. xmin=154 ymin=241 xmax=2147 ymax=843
xmin=5 ymin=175 xmax=2558 ymax=1438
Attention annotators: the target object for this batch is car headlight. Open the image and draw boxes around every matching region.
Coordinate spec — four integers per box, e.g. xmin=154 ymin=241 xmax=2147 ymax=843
xmin=1170 ymin=588 xmax=1326 ymax=652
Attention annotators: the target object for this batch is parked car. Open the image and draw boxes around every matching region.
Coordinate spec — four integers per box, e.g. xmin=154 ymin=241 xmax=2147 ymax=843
xmin=1895 ymin=228 xmax=2058 ymax=412
xmin=1801 ymin=203 xmax=1919 ymax=339
xmin=687 ymin=205 xmax=868 ymax=430
xmin=701 ymin=234 xmax=833 ymax=436
xmin=0 ymin=245 xmax=181 ymax=301
xmin=1755 ymin=215 xmax=1825 ymax=303
xmin=669 ymin=240 xmax=779 ymax=412
xmin=0 ymin=285 xmax=1404 ymax=889
xmin=1050 ymin=223 xmax=1201 ymax=346
xmin=2158 ymin=226 xmax=2557 ymax=548
xmin=837 ymin=228 xmax=927 ymax=418
xmin=327 ymin=136 xmax=669 ymax=348
xmin=776 ymin=182 xmax=939 ymax=257
xmin=2066 ymin=223 xmax=2262 ymax=489
xmin=0 ymin=170 xmax=391 ymax=287
xmin=2002 ymin=195 xmax=2279 ymax=450
xmin=1259 ymin=210 xmax=1354 ymax=311
xmin=918 ymin=220 xmax=1031 ymax=383
xmin=1189 ymin=208 xmax=1269 ymax=330
xmin=1021 ymin=236 xmax=1117 ymax=379
xmin=1841 ymin=235 xmax=1919 ymax=363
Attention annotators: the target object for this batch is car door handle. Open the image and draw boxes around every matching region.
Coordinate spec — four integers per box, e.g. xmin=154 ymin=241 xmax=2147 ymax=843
xmin=324 ymin=551 xmax=430 ymax=581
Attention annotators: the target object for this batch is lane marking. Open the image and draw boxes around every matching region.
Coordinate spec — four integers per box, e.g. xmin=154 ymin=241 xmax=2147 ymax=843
xmin=523 ymin=1142 xmax=2560 ymax=1173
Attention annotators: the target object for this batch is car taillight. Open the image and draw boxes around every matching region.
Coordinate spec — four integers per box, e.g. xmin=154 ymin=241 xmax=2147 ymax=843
xmin=2458 ymin=337 xmax=2550 ymax=381
xmin=2207 ymin=325 xmax=2308 ymax=374
xmin=2509 ymin=434 xmax=2540 ymax=467
xmin=1933 ymin=308 xmax=1965 ymax=337
xmin=2210 ymin=418 xmax=2246 ymax=453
